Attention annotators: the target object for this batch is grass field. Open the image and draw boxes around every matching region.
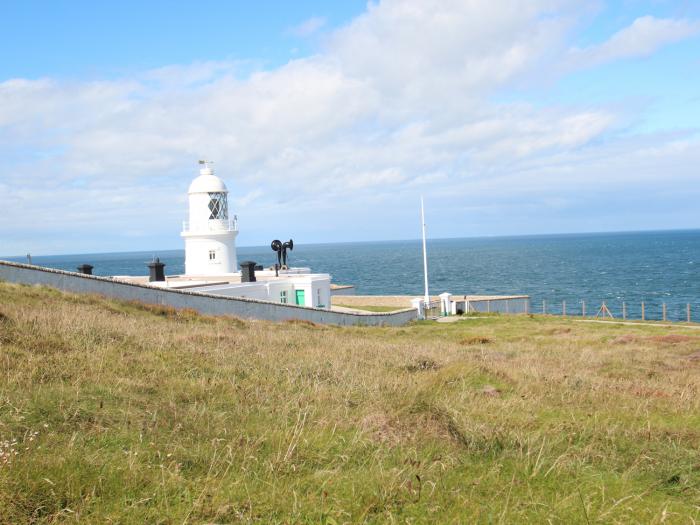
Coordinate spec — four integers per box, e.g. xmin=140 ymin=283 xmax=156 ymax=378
xmin=1 ymin=281 xmax=699 ymax=523
xmin=334 ymin=304 xmax=404 ymax=313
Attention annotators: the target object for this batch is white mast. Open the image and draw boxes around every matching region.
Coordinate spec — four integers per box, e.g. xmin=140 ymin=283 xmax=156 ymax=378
xmin=421 ymin=196 xmax=430 ymax=308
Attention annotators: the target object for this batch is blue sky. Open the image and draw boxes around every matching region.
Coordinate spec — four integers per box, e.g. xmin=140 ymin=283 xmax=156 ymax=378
xmin=0 ymin=1 xmax=367 ymax=78
xmin=1 ymin=0 xmax=699 ymax=255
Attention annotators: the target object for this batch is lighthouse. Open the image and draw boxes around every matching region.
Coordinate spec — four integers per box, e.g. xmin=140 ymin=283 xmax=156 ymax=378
xmin=181 ymin=161 xmax=238 ymax=275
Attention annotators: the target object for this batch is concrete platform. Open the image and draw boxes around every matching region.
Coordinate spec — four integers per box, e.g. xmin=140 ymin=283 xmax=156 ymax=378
xmin=331 ymin=294 xmax=529 ymax=308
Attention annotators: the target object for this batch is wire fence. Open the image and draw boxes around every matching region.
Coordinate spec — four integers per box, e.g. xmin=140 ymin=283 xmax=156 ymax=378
xmin=425 ymin=300 xmax=442 ymax=319
xmin=463 ymin=297 xmax=530 ymax=315
xmin=534 ymin=299 xmax=698 ymax=323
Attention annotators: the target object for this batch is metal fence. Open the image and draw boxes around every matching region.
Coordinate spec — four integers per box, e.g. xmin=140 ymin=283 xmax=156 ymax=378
xmin=425 ymin=300 xmax=442 ymax=319
xmin=464 ymin=297 xmax=530 ymax=315
xmin=444 ymin=296 xmax=697 ymax=324
xmin=535 ymin=299 xmax=698 ymax=323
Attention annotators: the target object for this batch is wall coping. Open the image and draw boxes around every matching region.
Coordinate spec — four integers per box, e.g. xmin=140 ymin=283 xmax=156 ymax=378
xmin=0 ymin=259 xmax=416 ymax=319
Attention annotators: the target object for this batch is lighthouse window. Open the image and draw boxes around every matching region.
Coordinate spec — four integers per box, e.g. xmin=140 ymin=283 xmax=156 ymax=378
xmin=209 ymin=250 xmax=216 ymax=260
xmin=280 ymin=290 xmax=288 ymax=304
xmin=208 ymin=192 xmax=228 ymax=220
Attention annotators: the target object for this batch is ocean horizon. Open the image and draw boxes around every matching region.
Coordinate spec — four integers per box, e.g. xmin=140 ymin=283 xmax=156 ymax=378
xmin=5 ymin=226 xmax=700 ymax=258
xmin=4 ymin=228 xmax=700 ymax=322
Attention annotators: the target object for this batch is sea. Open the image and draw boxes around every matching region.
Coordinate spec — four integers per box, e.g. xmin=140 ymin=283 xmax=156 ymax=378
xmin=5 ymin=230 xmax=700 ymax=322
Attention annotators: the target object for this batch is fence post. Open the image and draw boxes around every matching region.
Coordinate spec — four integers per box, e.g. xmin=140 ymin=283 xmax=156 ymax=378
xmin=641 ymin=302 xmax=645 ymax=321
xmin=542 ymin=300 xmax=546 ymax=315
xmin=487 ymin=300 xmax=491 ymax=313
xmin=563 ymin=301 xmax=566 ymax=317
xmin=662 ymin=303 xmax=667 ymax=322
xmin=688 ymin=303 xmax=691 ymax=323
xmin=581 ymin=300 xmax=586 ymax=317
xmin=622 ymin=302 xmax=627 ymax=321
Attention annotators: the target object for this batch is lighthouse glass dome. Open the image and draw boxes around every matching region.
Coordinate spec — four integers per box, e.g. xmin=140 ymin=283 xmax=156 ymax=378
xmin=208 ymin=192 xmax=228 ymax=220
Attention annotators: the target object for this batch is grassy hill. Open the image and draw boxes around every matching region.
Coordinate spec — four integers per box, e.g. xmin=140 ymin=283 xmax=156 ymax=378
xmin=1 ymin=281 xmax=699 ymax=523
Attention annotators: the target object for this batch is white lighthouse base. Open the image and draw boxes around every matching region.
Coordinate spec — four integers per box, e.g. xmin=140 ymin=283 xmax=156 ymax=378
xmin=182 ymin=232 xmax=238 ymax=275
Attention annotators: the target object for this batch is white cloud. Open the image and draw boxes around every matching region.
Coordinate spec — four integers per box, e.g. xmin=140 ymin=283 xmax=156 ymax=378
xmin=288 ymin=16 xmax=327 ymax=37
xmin=0 ymin=1 xmax=699 ymax=254
xmin=568 ymin=15 xmax=700 ymax=69
xmin=328 ymin=0 xmax=574 ymax=107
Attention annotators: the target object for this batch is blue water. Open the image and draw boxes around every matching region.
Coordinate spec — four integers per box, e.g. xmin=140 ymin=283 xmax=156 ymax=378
xmin=5 ymin=230 xmax=700 ymax=321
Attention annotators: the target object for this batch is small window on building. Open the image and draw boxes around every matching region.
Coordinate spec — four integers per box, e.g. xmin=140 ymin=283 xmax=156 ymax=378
xmin=209 ymin=250 xmax=216 ymax=260
xmin=280 ymin=290 xmax=288 ymax=304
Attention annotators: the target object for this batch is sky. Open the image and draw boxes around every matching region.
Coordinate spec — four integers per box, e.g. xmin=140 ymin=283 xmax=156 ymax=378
xmin=1 ymin=0 xmax=699 ymax=256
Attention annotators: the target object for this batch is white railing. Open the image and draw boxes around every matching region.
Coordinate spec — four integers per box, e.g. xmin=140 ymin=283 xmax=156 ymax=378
xmin=182 ymin=216 xmax=238 ymax=233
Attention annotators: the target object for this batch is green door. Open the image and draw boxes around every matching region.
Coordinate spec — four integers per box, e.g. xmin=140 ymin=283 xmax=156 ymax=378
xmin=295 ymin=290 xmax=305 ymax=306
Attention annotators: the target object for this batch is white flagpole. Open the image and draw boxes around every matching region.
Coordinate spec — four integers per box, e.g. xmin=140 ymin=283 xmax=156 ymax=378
xmin=421 ymin=196 xmax=430 ymax=308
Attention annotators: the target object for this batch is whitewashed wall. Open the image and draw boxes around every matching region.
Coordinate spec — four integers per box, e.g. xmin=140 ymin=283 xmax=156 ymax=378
xmin=0 ymin=261 xmax=416 ymax=326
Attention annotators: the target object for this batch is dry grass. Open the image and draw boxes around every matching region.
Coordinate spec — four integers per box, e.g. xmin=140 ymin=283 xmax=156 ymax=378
xmin=330 ymin=296 xmax=418 ymax=308
xmin=1 ymin=282 xmax=699 ymax=523
xmin=334 ymin=304 xmax=404 ymax=313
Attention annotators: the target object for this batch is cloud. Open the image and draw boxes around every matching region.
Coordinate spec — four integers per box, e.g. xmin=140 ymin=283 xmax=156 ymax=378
xmin=328 ymin=0 xmax=574 ymax=106
xmin=234 ymin=188 xmax=264 ymax=208
xmin=568 ymin=15 xmax=700 ymax=69
xmin=0 ymin=1 xmax=699 ymax=254
xmin=287 ymin=16 xmax=327 ymax=37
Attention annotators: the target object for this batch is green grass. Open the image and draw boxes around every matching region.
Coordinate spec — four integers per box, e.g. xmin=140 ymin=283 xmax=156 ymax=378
xmin=334 ymin=304 xmax=404 ymax=312
xmin=1 ymin=282 xmax=699 ymax=523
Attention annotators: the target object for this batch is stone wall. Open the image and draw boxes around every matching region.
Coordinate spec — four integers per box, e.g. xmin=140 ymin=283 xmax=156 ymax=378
xmin=0 ymin=261 xmax=417 ymax=327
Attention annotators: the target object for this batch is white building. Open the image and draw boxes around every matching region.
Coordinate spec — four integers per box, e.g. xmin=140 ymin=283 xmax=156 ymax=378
xmin=181 ymin=161 xmax=239 ymax=275
xmin=153 ymin=161 xmax=332 ymax=309
xmin=188 ymin=270 xmax=332 ymax=309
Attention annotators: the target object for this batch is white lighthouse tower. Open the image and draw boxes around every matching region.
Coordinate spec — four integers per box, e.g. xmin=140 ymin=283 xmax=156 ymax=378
xmin=181 ymin=161 xmax=238 ymax=275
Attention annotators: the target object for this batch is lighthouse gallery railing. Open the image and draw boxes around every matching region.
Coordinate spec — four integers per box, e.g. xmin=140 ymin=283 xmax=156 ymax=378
xmin=182 ymin=217 xmax=238 ymax=233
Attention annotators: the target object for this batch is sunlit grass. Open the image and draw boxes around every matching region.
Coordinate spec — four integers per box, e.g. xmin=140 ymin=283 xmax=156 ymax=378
xmin=334 ymin=304 xmax=404 ymax=312
xmin=1 ymin=281 xmax=699 ymax=523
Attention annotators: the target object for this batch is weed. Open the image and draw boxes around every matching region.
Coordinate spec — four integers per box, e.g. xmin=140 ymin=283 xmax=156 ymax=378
xmin=284 ymin=318 xmax=321 ymax=328
xmin=405 ymin=358 xmax=441 ymax=372
xmin=0 ymin=282 xmax=698 ymax=523
xmin=460 ymin=336 xmax=494 ymax=345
